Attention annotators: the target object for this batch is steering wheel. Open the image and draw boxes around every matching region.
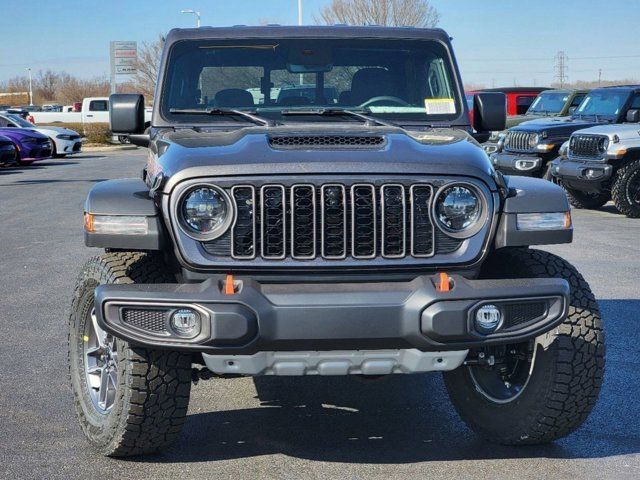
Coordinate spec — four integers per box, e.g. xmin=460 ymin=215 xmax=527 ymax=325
xmin=359 ymin=96 xmax=410 ymax=108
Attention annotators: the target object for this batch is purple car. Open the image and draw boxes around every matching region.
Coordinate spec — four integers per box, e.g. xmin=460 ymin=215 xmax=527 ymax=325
xmin=0 ymin=127 xmax=52 ymax=165
xmin=0 ymin=134 xmax=18 ymax=166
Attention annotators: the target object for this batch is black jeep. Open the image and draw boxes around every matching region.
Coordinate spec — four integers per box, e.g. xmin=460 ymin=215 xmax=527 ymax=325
xmin=68 ymin=26 xmax=604 ymax=456
xmin=492 ymin=85 xmax=640 ymax=178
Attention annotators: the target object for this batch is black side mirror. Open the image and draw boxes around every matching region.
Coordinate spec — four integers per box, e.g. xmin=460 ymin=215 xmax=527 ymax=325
xmin=473 ymin=92 xmax=506 ymax=133
xmin=626 ymin=109 xmax=640 ymax=123
xmin=110 ymin=93 xmax=145 ymax=134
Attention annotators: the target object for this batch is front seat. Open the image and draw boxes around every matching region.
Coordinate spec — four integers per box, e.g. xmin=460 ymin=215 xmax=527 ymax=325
xmin=348 ymin=68 xmax=399 ymax=105
xmin=214 ymin=88 xmax=255 ymax=108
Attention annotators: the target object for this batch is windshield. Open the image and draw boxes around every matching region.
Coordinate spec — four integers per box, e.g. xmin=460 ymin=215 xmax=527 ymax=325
xmin=3 ymin=114 xmax=33 ymax=128
xmin=574 ymin=90 xmax=629 ymax=117
xmin=160 ymin=38 xmax=462 ymax=124
xmin=527 ymin=91 xmax=569 ymax=115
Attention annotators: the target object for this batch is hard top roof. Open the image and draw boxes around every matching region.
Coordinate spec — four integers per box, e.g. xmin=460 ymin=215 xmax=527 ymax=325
xmin=164 ymin=24 xmax=452 ymax=44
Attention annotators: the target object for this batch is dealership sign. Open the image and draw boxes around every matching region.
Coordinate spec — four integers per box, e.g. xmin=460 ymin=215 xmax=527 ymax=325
xmin=110 ymin=41 xmax=138 ymax=75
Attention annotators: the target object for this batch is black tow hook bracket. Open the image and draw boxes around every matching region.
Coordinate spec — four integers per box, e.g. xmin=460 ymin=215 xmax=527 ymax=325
xmin=191 ymin=367 xmax=243 ymax=383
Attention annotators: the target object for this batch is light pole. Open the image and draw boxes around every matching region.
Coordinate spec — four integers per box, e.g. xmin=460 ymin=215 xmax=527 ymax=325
xmin=298 ymin=0 xmax=302 ymax=26
xmin=181 ymin=9 xmax=201 ymax=27
xmin=26 ymin=68 xmax=33 ymax=106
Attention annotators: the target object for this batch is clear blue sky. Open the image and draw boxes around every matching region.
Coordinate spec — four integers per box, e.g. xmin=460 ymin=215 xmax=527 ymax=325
xmin=1 ymin=0 xmax=639 ymax=87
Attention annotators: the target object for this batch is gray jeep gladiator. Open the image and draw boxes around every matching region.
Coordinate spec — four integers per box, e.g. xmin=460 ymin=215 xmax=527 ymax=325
xmin=550 ymin=121 xmax=640 ymax=217
xmin=68 ymin=26 xmax=604 ymax=457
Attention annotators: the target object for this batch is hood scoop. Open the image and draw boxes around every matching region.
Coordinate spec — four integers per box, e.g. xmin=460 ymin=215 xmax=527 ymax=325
xmin=268 ymin=134 xmax=386 ymax=150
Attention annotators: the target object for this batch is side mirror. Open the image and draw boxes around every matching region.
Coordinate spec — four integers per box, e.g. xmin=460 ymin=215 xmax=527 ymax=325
xmin=568 ymin=106 xmax=577 ymax=115
xmin=110 ymin=93 xmax=145 ymax=134
xmin=626 ymin=109 xmax=640 ymax=123
xmin=473 ymin=92 xmax=506 ymax=133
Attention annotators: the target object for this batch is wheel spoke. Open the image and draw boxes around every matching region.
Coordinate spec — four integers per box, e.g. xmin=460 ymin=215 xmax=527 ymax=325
xmin=90 ymin=309 xmax=106 ymax=348
xmin=98 ymin=368 xmax=110 ymax=408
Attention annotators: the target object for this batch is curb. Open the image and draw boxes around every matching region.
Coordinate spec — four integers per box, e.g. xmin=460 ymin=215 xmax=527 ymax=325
xmin=81 ymin=145 xmax=140 ymax=152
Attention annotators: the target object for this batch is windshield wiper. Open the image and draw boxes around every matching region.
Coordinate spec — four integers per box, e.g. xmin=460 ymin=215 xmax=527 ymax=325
xmin=169 ymin=107 xmax=278 ymax=127
xmin=280 ymin=107 xmax=404 ymax=129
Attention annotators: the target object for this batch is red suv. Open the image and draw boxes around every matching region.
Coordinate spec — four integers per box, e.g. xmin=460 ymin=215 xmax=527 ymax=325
xmin=466 ymin=87 xmax=550 ymax=123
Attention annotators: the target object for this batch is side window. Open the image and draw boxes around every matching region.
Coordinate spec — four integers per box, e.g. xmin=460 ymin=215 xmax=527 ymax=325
xmin=630 ymin=95 xmax=640 ymax=110
xmin=89 ymin=100 xmax=109 ymax=111
xmin=571 ymin=94 xmax=586 ymax=107
xmin=0 ymin=117 xmax=9 ymax=127
xmin=426 ymin=58 xmax=453 ymax=99
xmin=516 ymin=95 xmax=535 ymax=115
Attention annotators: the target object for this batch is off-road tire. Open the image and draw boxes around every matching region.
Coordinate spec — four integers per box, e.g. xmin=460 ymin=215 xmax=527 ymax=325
xmin=444 ymin=248 xmax=605 ymax=445
xmin=611 ymin=158 xmax=640 ymax=217
xmin=68 ymin=252 xmax=192 ymax=456
xmin=564 ymin=186 xmax=609 ymax=210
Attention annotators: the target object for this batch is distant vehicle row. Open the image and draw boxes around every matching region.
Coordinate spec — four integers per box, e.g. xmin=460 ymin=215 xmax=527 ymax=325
xmin=488 ymin=85 xmax=640 ymax=217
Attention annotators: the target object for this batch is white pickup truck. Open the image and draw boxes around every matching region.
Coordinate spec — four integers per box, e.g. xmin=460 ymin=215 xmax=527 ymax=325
xmin=30 ymin=97 xmax=152 ymax=127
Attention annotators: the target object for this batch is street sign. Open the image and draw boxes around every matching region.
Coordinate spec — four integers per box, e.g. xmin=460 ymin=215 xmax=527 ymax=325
xmin=110 ymin=41 xmax=137 ymax=93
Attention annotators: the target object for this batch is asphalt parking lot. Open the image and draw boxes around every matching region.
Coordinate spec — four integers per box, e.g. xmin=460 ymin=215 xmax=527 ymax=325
xmin=1 ymin=150 xmax=639 ymax=480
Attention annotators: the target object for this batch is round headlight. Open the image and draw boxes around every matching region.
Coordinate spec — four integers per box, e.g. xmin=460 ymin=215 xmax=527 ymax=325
xmin=598 ymin=137 xmax=609 ymax=152
xmin=179 ymin=185 xmax=234 ymax=240
xmin=434 ymin=184 xmax=484 ymax=238
xmin=529 ymin=134 xmax=540 ymax=148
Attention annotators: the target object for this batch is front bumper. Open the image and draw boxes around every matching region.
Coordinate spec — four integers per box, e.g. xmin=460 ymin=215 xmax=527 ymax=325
xmin=491 ymin=152 xmax=545 ymax=176
xmin=54 ymin=138 xmax=82 ymax=155
xmin=551 ymin=159 xmax=613 ymax=192
xmin=95 ymin=274 xmax=569 ymax=357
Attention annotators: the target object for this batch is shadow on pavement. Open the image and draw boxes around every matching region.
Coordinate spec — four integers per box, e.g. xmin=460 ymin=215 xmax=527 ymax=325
xmin=127 ymin=299 xmax=639 ymax=465
xmin=1 ymin=178 xmax=109 ymax=186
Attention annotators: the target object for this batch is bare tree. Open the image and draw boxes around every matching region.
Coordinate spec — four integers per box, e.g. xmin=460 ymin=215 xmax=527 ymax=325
xmin=131 ymin=35 xmax=165 ymax=101
xmin=315 ymin=0 xmax=440 ymax=28
xmin=35 ymin=70 xmax=59 ymax=101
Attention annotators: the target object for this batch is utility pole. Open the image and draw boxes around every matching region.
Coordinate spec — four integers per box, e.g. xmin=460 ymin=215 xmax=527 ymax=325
xmin=598 ymin=69 xmax=602 ymax=87
xmin=26 ymin=68 xmax=33 ymax=106
xmin=298 ymin=0 xmax=303 ymax=26
xmin=554 ymin=51 xmax=568 ymax=87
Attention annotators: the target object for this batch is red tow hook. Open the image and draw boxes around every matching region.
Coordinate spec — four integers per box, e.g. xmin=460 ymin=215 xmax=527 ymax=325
xmin=436 ymin=272 xmax=453 ymax=292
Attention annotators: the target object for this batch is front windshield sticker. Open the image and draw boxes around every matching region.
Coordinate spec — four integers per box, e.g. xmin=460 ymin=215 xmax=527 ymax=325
xmin=424 ymin=98 xmax=456 ymax=115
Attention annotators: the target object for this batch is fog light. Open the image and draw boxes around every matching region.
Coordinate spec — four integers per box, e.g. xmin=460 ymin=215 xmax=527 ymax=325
xmin=171 ymin=308 xmax=201 ymax=337
xmin=515 ymin=159 xmax=538 ymax=171
xmin=475 ymin=304 xmax=502 ymax=334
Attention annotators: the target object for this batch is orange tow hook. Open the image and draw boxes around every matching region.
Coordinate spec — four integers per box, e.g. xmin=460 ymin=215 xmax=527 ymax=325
xmin=224 ymin=274 xmax=236 ymax=295
xmin=437 ymin=272 xmax=452 ymax=292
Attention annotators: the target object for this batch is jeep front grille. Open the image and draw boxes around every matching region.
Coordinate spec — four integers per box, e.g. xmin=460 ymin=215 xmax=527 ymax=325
xmin=504 ymin=131 xmax=537 ymax=153
xmin=209 ymin=182 xmax=444 ymax=261
xmin=569 ymin=134 xmax=606 ymax=159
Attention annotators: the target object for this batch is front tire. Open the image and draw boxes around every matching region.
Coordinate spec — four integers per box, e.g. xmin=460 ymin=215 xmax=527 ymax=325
xmin=444 ymin=248 xmax=604 ymax=445
xmin=565 ymin=186 xmax=609 ymax=210
xmin=611 ymin=158 xmax=640 ymax=217
xmin=68 ymin=252 xmax=192 ymax=456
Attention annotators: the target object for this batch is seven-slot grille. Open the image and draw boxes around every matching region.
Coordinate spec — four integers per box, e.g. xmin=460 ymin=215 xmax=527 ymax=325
xmin=221 ymin=183 xmax=439 ymax=261
xmin=569 ymin=134 xmax=606 ymax=158
xmin=504 ymin=131 xmax=537 ymax=153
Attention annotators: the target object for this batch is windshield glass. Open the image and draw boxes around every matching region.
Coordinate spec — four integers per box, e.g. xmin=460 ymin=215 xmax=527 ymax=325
xmin=574 ymin=90 xmax=629 ymax=117
xmin=161 ymin=38 xmax=462 ymax=123
xmin=4 ymin=114 xmax=33 ymax=127
xmin=527 ymin=91 xmax=569 ymax=114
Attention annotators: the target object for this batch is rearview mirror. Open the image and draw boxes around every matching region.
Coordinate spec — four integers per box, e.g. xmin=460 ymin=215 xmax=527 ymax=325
xmin=626 ymin=109 xmax=640 ymax=123
xmin=473 ymin=92 xmax=506 ymax=133
xmin=110 ymin=93 xmax=145 ymax=134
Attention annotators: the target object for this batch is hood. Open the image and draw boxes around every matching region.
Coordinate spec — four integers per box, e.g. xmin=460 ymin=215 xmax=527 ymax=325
xmin=34 ymin=125 xmax=79 ymax=136
xmin=510 ymin=116 xmax=600 ymax=138
xmin=149 ymin=125 xmax=497 ymax=193
xmin=0 ymin=128 xmax=49 ymax=141
xmin=572 ymin=123 xmax=640 ymax=142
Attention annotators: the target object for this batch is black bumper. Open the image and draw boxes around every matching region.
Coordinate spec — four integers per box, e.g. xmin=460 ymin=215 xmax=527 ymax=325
xmin=551 ymin=159 xmax=613 ymax=192
xmin=491 ymin=152 xmax=545 ymax=176
xmin=95 ymin=274 xmax=570 ymax=354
